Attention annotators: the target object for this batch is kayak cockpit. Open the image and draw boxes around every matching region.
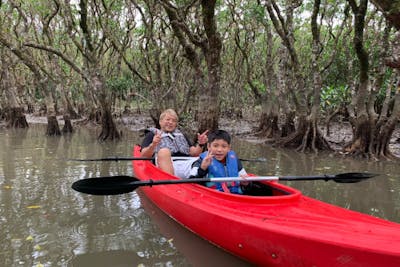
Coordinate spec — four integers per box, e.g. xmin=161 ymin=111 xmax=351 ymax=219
xmin=242 ymin=181 xmax=293 ymax=196
xmin=188 ymin=179 xmax=302 ymax=205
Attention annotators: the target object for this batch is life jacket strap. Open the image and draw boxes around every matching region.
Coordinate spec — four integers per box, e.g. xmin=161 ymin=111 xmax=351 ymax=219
xmin=221 ymin=182 xmax=230 ymax=193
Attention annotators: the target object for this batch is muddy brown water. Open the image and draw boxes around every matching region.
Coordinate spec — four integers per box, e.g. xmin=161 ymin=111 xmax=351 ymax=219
xmin=1 ymin=124 xmax=399 ymax=266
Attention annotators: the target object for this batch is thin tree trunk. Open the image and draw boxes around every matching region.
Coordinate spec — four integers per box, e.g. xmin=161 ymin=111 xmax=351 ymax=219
xmin=62 ymin=114 xmax=74 ymax=133
xmin=256 ymin=18 xmax=280 ymax=138
xmin=266 ymin=0 xmax=330 ymax=151
xmin=57 ymin=82 xmax=76 ymax=133
xmin=277 ymin=47 xmax=295 ymax=138
xmin=307 ymin=0 xmax=332 ymax=152
xmin=42 ymin=80 xmax=61 ymax=136
xmin=371 ymin=29 xmax=400 ymax=159
xmin=258 ymin=96 xmax=280 ymax=138
xmin=161 ymin=0 xmax=221 ymax=133
xmin=90 ymin=72 xmax=121 ymax=141
xmin=2 ymin=68 xmax=29 ymax=128
xmin=344 ymin=0 xmax=391 ymax=158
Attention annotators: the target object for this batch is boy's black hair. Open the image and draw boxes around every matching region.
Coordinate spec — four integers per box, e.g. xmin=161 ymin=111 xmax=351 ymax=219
xmin=207 ymin=129 xmax=231 ymax=144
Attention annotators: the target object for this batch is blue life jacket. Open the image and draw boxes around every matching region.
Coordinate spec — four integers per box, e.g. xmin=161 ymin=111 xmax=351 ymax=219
xmin=200 ymin=150 xmax=243 ymax=194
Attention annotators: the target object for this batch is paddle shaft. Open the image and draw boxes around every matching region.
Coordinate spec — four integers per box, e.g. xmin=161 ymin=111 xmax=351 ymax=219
xmin=143 ymin=174 xmax=361 ymax=185
xmin=71 ymin=172 xmax=376 ymax=195
xmin=70 ymin=156 xmax=266 ymax=162
xmin=135 ymin=176 xmax=279 ymax=186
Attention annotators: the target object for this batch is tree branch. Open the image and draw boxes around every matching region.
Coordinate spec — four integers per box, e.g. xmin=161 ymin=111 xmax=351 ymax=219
xmin=24 ymin=42 xmax=88 ymax=82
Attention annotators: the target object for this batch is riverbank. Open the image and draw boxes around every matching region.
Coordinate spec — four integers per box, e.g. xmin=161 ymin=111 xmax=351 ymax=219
xmin=19 ymin=113 xmax=400 ymax=158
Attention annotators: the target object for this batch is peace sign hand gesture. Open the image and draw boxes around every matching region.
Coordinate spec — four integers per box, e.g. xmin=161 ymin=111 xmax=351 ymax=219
xmin=201 ymin=150 xmax=213 ymax=170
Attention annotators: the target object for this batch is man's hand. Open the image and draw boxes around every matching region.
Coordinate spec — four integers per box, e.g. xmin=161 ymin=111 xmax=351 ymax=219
xmin=151 ymin=130 xmax=162 ymax=147
xmin=197 ymin=130 xmax=209 ymax=146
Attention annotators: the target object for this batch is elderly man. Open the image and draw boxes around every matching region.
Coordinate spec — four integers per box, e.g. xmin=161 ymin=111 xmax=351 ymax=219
xmin=140 ymin=109 xmax=208 ymax=178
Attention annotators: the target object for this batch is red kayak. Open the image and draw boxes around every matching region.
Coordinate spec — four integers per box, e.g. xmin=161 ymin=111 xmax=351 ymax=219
xmin=132 ymin=146 xmax=400 ymax=266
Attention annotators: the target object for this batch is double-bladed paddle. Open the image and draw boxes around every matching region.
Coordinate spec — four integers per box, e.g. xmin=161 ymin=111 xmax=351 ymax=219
xmin=71 ymin=172 xmax=377 ymax=195
xmin=69 ymin=156 xmax=267 ymax=162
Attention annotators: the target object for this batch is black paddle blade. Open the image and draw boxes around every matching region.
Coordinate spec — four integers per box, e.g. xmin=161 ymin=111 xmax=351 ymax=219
xmin=332 ymin=172 xmax=378 ymax=183
xmin=72 ymin=176 xmax=140 ymax=195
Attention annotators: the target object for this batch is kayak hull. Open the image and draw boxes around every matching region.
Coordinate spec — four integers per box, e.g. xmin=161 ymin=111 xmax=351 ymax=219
xmin=133 ymin=146 xmax=400 ymax=266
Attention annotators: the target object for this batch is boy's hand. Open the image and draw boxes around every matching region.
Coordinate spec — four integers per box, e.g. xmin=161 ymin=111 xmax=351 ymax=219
xmin=240 ymin=174 xmax=250 ymax=186
xmin=201 ymin=150 xmax=213 ymax=170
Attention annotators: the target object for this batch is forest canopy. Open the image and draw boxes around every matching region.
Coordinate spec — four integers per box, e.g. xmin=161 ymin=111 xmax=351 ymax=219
xmin=0 ymin=0 xmax=400 ymax=159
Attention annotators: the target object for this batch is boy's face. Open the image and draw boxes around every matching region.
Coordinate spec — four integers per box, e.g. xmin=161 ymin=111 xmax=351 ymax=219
xmin=207 ymin=139 xmax=231 ymax=161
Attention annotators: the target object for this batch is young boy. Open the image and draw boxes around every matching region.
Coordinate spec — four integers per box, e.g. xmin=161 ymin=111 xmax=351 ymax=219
xmin=189 ymin=129 xmax=249 ymax=194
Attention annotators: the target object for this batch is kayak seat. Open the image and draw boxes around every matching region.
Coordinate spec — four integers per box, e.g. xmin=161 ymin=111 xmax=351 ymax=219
xmin=241 ymin=182 xmax=291 ymax=196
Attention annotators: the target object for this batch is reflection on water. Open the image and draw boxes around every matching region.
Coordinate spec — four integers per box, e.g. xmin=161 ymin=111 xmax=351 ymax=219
xmin=0 ymin=125 xmax=189 ymax=267
xmin=138 ymin=191 xmax=251 ymax=267
xmin=0 ymin=124 xmax=399 ymax=266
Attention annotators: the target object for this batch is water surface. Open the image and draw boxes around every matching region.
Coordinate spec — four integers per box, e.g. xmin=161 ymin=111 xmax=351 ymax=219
xmin=0 ymin=124 xmax=399 ymax=266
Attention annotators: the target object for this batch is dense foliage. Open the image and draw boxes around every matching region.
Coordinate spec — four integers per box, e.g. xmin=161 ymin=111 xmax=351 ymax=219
xmin=1 ymin=0 xmax=399 ymax=157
